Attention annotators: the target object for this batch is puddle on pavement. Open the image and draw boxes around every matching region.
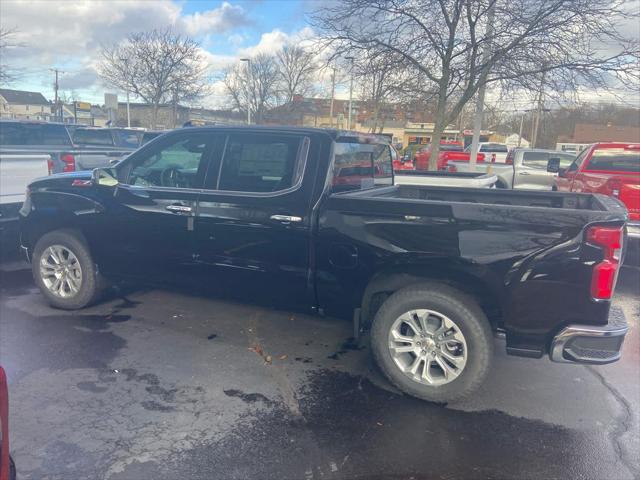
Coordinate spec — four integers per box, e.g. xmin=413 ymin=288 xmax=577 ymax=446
xmin=117 ymin=369 xmax=613 ymax=480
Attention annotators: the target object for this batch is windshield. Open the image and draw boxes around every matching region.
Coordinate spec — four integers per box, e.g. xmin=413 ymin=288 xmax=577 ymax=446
xmin=586 ymin=148 xmax=640 ymax=173
xmin=73 ymin=129 xmax=114 ymax=146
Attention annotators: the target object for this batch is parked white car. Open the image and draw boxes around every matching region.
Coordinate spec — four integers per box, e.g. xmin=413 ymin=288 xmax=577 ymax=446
xmin=464 ymin=142 xmax=510 ymax=163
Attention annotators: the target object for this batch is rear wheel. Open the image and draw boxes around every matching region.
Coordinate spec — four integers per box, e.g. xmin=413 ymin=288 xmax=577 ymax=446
xmin=370 ymin=283 xmax=493 ymax=403
xmin=32 ymin=229 xmax=103 ymax=309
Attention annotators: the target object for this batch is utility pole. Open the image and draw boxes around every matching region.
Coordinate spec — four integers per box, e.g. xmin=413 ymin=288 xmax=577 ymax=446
xmin=531 ymin=69 xmax=547 ymax=148
xmin=345 ymin=56 xmax=355 ymax=130
xmin=329 ymin=66 xmax=336 ymax=128
xmin=469 ymin=0 xmax=497 ymax=167
xmin=50 ymin=68 xmax=64 ymax=122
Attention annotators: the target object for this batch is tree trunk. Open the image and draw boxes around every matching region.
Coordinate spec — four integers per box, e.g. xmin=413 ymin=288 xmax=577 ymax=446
xmin=429 ymin=89 xmax=448 ymax=171
xmin=151 ymin=102 xmax=159 ymax=130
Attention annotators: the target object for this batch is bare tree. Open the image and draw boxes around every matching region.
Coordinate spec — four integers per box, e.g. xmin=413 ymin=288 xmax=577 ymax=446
xmin=275 ymin=44 xmax=317 ymax=103
xmin=0 ymin=28 xmax=21 ymax=85
xmin=98 ymin=28 xmax=209 ymax=128
xmin=223 ymin=53 xmax=280 ymax=124
xmin=352 ymin=51 xmax=424 ymax=132
xmin=313 ymin=0 xmax=640 ymax=169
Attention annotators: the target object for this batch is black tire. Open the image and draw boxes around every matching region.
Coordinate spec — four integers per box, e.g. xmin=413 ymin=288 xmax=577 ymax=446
xmin=370 ymin=283 xmax=493 ymax=403
xmin=495 ymin=180 xmax=508 ymax=189
xmin=32 ymin=229 xmax=103 ymax=309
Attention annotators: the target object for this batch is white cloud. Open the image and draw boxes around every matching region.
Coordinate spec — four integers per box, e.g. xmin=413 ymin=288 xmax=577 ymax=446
xmin=181 ymin=2 xmax=248 ymax=36
xmin=0 ymin=0 xmax=248 ymax=65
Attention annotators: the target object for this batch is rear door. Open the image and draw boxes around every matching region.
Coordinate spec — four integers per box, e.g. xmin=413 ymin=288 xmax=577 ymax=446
xmin=193 ymin=131 xmax=317 ymax=308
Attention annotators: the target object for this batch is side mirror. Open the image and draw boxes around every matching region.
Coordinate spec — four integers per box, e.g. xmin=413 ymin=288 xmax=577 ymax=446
xmin=547 ymin=157 xmax=561 ymax=173
xmin=92 ymin=167 xmax=119 ymax=187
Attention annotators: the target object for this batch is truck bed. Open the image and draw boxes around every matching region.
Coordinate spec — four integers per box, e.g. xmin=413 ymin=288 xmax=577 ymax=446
xmin=344 ymin=184 xmax=625 ymax=214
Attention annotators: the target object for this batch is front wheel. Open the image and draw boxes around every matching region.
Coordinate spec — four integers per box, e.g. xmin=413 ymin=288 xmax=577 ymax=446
xmin=32 ymin=229 xmax=103 ymax=309
xmin=370 ymin=283 xmax=493 ymax=403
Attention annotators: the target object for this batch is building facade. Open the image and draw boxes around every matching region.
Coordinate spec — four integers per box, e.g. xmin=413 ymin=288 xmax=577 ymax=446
xmin=0 ymin=89 xmax=52 ymax=121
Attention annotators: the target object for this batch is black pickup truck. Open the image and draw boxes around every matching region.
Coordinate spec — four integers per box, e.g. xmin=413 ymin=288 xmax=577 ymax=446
xmin=19 ymin=126 xmax=629 ymax=402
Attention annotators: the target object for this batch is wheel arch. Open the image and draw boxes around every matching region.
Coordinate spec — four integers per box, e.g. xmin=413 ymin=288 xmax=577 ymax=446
xmin=360 ymin=265 xmax=504 ymax=332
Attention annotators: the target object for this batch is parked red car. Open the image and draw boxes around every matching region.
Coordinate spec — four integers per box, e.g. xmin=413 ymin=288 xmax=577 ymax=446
xmin=414 ymin=141 xmax=486 ymax=170
xmin=551 ymin=142 xmax=640 ymax=238
xmin=0 ymin=367 xmax=15 ymax=480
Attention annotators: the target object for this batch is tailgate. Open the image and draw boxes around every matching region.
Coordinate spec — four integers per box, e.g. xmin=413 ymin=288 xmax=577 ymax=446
xmin=0 ymin=153 xmax=50 ymax=205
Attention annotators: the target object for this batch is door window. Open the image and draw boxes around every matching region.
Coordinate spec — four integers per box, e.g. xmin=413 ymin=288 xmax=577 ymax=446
xmin=522 ymin=151 xmax=549 ymax=169
xmin=568 ymin=147 xmax=590 ymax=171
xmin=127 ymin=134 xmax=211 ymax=189
xmin=217 ymin=134 xmax=307 ymax=193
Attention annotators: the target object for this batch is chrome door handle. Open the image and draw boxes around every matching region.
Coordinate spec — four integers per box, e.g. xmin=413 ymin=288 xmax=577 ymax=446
xmin=166 ymin=204 xmax=192 ymax=214
xmin=270 ymin=214 xmax=302 ymax=223
xmin=519 ymin=171 xmax=531 ymax=175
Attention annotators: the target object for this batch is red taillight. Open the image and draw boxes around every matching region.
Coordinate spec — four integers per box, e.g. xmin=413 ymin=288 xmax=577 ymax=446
xmin=606 ymin=178 xmax=622 ymax=197
xmin=61 ymin=153 xmax=76 ymax=173
xmin=447 ymin=163 xmax=458 ymax=173
xmin=586 ymin=225 xmax=623 ymax=300
xmin=505 ymin=150 xmax=514 ymax=165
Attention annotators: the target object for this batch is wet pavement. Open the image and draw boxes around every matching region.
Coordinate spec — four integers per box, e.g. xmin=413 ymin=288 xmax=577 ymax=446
xmin=0 ymin=258 xmax=638 ymax=480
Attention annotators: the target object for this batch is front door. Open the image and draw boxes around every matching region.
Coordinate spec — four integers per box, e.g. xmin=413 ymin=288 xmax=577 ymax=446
xmin=94 ymin=131 xmax=217 ymax=280
xmin=193 ymin=131 xmax=316 ymax=309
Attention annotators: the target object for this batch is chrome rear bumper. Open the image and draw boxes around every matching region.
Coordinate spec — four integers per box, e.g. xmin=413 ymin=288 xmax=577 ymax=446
xmin=627 ymin=222 xmax=640 ymax=239
xmin=550 ymin=308 xmax=628 ymax=364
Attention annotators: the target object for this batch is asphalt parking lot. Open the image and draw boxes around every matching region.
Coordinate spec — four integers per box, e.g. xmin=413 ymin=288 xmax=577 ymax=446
xmin=0 ymin=257 xmax=638 ymax=480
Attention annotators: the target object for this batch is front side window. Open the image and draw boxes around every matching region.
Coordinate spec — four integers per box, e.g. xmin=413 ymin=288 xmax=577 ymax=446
xmin=522 ymin=151 xmax=549 ymax=169
xmin=569 ymin=147 xmax=591 ymax=171
xmin=217 ymin=134 xmax=306 ymax=193
xmin=127 ymin=134 xmax=211 ymax=189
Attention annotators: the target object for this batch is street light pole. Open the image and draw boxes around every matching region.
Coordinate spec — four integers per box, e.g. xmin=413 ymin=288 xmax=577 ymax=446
xmin=345 ymin=56 xmax=354 ymax=130
xmin=240 ymin=58 xmax=252 ymax=125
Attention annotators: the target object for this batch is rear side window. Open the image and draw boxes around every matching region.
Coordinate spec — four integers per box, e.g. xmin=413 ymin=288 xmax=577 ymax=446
xmin=0 ymin=123 xmax=71 ymax=146
xmin=217 ymin=134 xmax=307 ymax=193
xmin=586 ymin=149 xmax=640 ymax=173
xmin=332 ymin=141 xmax=393 ymax=191
xmin=73 ymin=129 xmax=114 ymax=146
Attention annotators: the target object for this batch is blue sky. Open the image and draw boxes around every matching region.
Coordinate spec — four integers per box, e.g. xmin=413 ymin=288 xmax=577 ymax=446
xmin=0 ymin=0 xmax=320 ymax=106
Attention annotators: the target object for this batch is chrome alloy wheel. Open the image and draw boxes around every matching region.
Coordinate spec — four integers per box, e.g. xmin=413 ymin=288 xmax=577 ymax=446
xmin=388 ymin=309 xmax=467 ymax=386
xmin=39 ymin=245 xmax=83 ymax=298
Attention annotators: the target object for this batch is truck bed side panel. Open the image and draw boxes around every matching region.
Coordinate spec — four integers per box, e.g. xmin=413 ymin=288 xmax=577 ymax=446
xmin=316 ymin=187 xmax=625 ymax=353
